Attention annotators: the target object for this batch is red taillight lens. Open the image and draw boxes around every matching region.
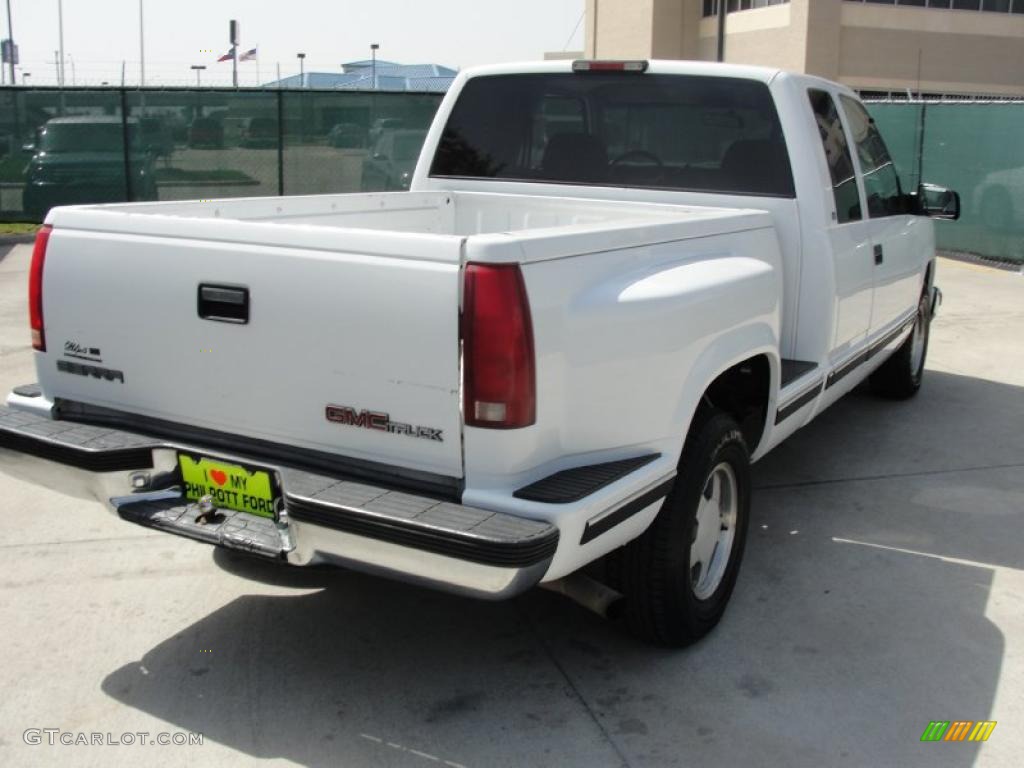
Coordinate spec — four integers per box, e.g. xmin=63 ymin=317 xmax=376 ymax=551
xmin=29 ymin=224 xmax=52 ymax=352
xmin=462 ymin=263 xmax=536 ymax=429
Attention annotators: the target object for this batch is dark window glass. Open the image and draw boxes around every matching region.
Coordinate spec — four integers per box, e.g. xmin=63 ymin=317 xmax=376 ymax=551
xmin=928 ymin=0 xmax=952 ymax=8
xmin=39 ymin=121 xmax=137 ymax=152
xmin=808 ymin=89 xmax=861 ymax=223
xmin=704 ymin=0 xmax=788 ymax=14
xmin=840 ymin=95 xmax=905 ymax=218
xmin=982 ymin=0 xmax=1010 ymax=10
xmin=431 ymin=73 xmax=795 ymax=198
xmin=952 ymin=0 xmax=981 ymax=10
xmin=898 ymin=0 xmax=927 ymax=7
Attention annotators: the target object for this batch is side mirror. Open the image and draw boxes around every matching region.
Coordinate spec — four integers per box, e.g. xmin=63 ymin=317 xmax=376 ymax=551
xmin=918 ymin=183 xmax=961 ymax=221
xmin=21 ymin=142 xmax=36 ymax=153
xmin=373 ymin=152 xmax=388 ymax=161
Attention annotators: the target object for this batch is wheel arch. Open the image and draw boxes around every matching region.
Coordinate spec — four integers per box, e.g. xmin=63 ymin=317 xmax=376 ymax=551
xmin=669 ymin=324 xmax=779 ymax=463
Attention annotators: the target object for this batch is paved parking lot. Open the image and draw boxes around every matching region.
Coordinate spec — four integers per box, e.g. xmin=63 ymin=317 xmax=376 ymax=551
xmin=0 ymin=243 xmax=1021 ymax=768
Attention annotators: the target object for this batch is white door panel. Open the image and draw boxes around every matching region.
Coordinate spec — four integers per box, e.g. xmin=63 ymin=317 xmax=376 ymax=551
xmin=870 ymin=215 xmax=924 ymax=334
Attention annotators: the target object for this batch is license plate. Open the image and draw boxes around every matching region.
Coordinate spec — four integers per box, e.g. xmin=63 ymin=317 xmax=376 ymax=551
xmin=178 ymin=453 xmax=278 ymax=519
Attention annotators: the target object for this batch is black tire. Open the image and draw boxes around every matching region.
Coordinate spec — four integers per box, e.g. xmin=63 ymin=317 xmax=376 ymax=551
xmin=618 ymin=410 xmax=751 ymax=647
xmin=869 ymin=289 xmax=931 ymax=399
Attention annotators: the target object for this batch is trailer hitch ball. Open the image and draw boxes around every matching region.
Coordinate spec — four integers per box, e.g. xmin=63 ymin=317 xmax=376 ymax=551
xmin=194 ymin=495 xmax=218 ymax=525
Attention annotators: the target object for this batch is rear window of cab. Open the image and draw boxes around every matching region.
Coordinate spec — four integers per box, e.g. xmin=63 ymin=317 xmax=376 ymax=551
xmin=430 ymin=72 xmax=796 ymax=198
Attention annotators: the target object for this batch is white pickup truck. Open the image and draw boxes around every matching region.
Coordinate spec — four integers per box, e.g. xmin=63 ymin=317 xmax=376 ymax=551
xmin=0 ymin=60 xmax=959 ymax=646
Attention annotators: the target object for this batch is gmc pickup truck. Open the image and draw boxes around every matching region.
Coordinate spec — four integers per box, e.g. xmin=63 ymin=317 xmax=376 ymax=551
xmin=0 ymin=60 xmax=959 ymax=646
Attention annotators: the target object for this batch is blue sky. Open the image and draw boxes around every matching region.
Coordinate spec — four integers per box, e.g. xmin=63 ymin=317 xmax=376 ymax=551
xmin=6 ymin=0 xmax=585 ymax=86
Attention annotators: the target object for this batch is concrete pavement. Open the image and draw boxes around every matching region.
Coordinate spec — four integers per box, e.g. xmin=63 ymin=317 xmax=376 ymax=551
xmin=0 ymin=244 xmax=1021 ymax=767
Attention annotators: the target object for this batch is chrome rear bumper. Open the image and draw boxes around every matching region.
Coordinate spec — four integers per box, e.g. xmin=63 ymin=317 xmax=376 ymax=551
xmin=0 ymin=398 xmax=558 ymax=599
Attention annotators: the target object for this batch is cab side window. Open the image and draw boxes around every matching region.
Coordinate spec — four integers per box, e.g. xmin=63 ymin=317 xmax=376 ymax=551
xmin=840 ymin=95 xmax=905 ymax=218
xmin=808 ymin=89 xmax=861 ymax=224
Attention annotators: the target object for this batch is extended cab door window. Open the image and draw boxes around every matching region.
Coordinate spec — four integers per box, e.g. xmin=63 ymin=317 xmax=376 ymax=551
xmin=839 ymin=96 xmax=904 ymax=218
xmin=808 ymin=89 xmax=861 ymax=223
xmin=807 ymin=88 xmax=873 ymax=355
xmin=840 ymin=95 xmax=925 ymax=338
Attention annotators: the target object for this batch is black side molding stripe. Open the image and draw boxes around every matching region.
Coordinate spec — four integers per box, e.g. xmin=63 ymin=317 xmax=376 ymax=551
xmin=775 ymin=380 xmax=823 ymax=424
xmin=580 ymin=478 xmax=675 ymax=545
xmin=826 ymin=351 xmax=868 ymax=389
xmin=825 ymin=317 xmax=914 ymax=390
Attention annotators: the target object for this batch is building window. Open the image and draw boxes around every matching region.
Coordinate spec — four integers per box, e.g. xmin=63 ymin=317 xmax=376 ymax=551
xmin=843 ymin=0 xmax=1024 ymax=12
xmin=702 ymin=0 xmax=789 ymax=18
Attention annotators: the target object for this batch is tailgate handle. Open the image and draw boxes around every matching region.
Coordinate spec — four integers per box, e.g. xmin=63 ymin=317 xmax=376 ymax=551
xmin=198 ymin=284 xmax=249 ymax=324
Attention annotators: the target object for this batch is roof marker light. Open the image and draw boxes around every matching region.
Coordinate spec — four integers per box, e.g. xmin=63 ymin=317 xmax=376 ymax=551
xmin=572 ymin=60 xmax=649 ymax=73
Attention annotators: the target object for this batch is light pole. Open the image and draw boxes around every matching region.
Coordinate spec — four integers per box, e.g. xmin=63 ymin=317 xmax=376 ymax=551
xmin=370 ymin=43 xmax=379 ymax=90
xmin=6 ymin=0 xmax=15 ymax=85
xmin=296 ymin=52 xmax=305 ymax=87
xmin=139 ymin=0 xmax=145 ymax=86
xmin=57 ymin=0 xmax=65 ymax=86
xmin=191 ymin=64 xmax=205 ymax=87
xmin=716 ymin=0 xmax=727 ymax=63
xmin=21 ymin=70 xmax=29 ymax=84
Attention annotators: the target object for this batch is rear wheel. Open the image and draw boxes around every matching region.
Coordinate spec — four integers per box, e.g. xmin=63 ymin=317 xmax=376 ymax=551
xmin=618 ymin=410 xmax=751 ymax=647
xmin=870 ymin=289 xmax=931 ymax=399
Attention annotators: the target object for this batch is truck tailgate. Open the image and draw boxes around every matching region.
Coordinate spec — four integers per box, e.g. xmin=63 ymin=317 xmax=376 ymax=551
xmin=37 ymin=226 xmax=463 ymax=478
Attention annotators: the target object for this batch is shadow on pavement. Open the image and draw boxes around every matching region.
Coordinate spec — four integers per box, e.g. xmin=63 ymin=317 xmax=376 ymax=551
xmin=103 ymin=369 xmax=1017 ymax=767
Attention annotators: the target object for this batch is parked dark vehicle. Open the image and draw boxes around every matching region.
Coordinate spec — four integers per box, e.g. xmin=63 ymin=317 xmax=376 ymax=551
xmin=239 ymin=117 xmax=277 ymax=149
xmin=361 ymin=129 xmax=426 ymax=191
xmin=327 ymin=122 xmax=366 ymax=149
xmin=22 ymin=116 xmax=157 ymax=220
xmin=139 ymin=117 xmax=175 ymax=159
xmin=188 ymin=117 xmax=224 ymax=149
xmin=367 ymin=117 xmax=404 ymax=148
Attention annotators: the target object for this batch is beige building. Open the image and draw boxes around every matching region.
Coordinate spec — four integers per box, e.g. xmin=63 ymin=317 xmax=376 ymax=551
xmin=578 ymin=0 xmax=1024 ymax=98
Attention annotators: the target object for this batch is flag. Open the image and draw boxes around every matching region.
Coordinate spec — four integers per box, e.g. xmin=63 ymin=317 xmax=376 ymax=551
xmin=217 ymin=48 xmax=234 ymax=62
xmin=239 ymin=47 xmax=257 ymax=62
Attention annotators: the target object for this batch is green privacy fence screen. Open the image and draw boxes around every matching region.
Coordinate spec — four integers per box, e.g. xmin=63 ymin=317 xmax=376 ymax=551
xmin=0 ymin=86 xmax=441 ymax=223
xmin=867 ymin=101 xmax=1024 ymax=263
xmin=3 ymin=87 xmax=1021 ymax=264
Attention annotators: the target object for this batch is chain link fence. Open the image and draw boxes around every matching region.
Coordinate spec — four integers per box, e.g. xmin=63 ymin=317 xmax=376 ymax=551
xmin=0 ymin=86 xmax=442 ymax=222
xmin=866 ymin=100 xmax=1024 ymax=264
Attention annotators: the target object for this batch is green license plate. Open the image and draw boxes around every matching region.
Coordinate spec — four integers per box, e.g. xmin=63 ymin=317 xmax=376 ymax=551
xmin=178 ymin=453 xmax=278 ymax=518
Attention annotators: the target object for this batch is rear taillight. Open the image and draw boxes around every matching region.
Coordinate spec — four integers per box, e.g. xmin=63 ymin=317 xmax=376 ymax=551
xmin=29 ymin=224 xmax=52 ymax=352
xmin=462 ymin=263 xmax=536 ymax=429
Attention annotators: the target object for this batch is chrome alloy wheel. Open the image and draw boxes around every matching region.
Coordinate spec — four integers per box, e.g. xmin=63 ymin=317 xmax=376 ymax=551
xmin=690 ymin=462 xmax=739 ymax=600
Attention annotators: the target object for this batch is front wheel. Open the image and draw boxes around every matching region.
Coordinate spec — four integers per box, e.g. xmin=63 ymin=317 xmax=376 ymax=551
xmin=870 ymin=289 xmax=931 ymax=399
xmin=618 ymin=410 xmax=751 ymax=647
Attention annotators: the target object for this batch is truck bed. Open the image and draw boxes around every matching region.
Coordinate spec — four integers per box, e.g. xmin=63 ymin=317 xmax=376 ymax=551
xmin=37 ymin=192 xmax=770 ymax=483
